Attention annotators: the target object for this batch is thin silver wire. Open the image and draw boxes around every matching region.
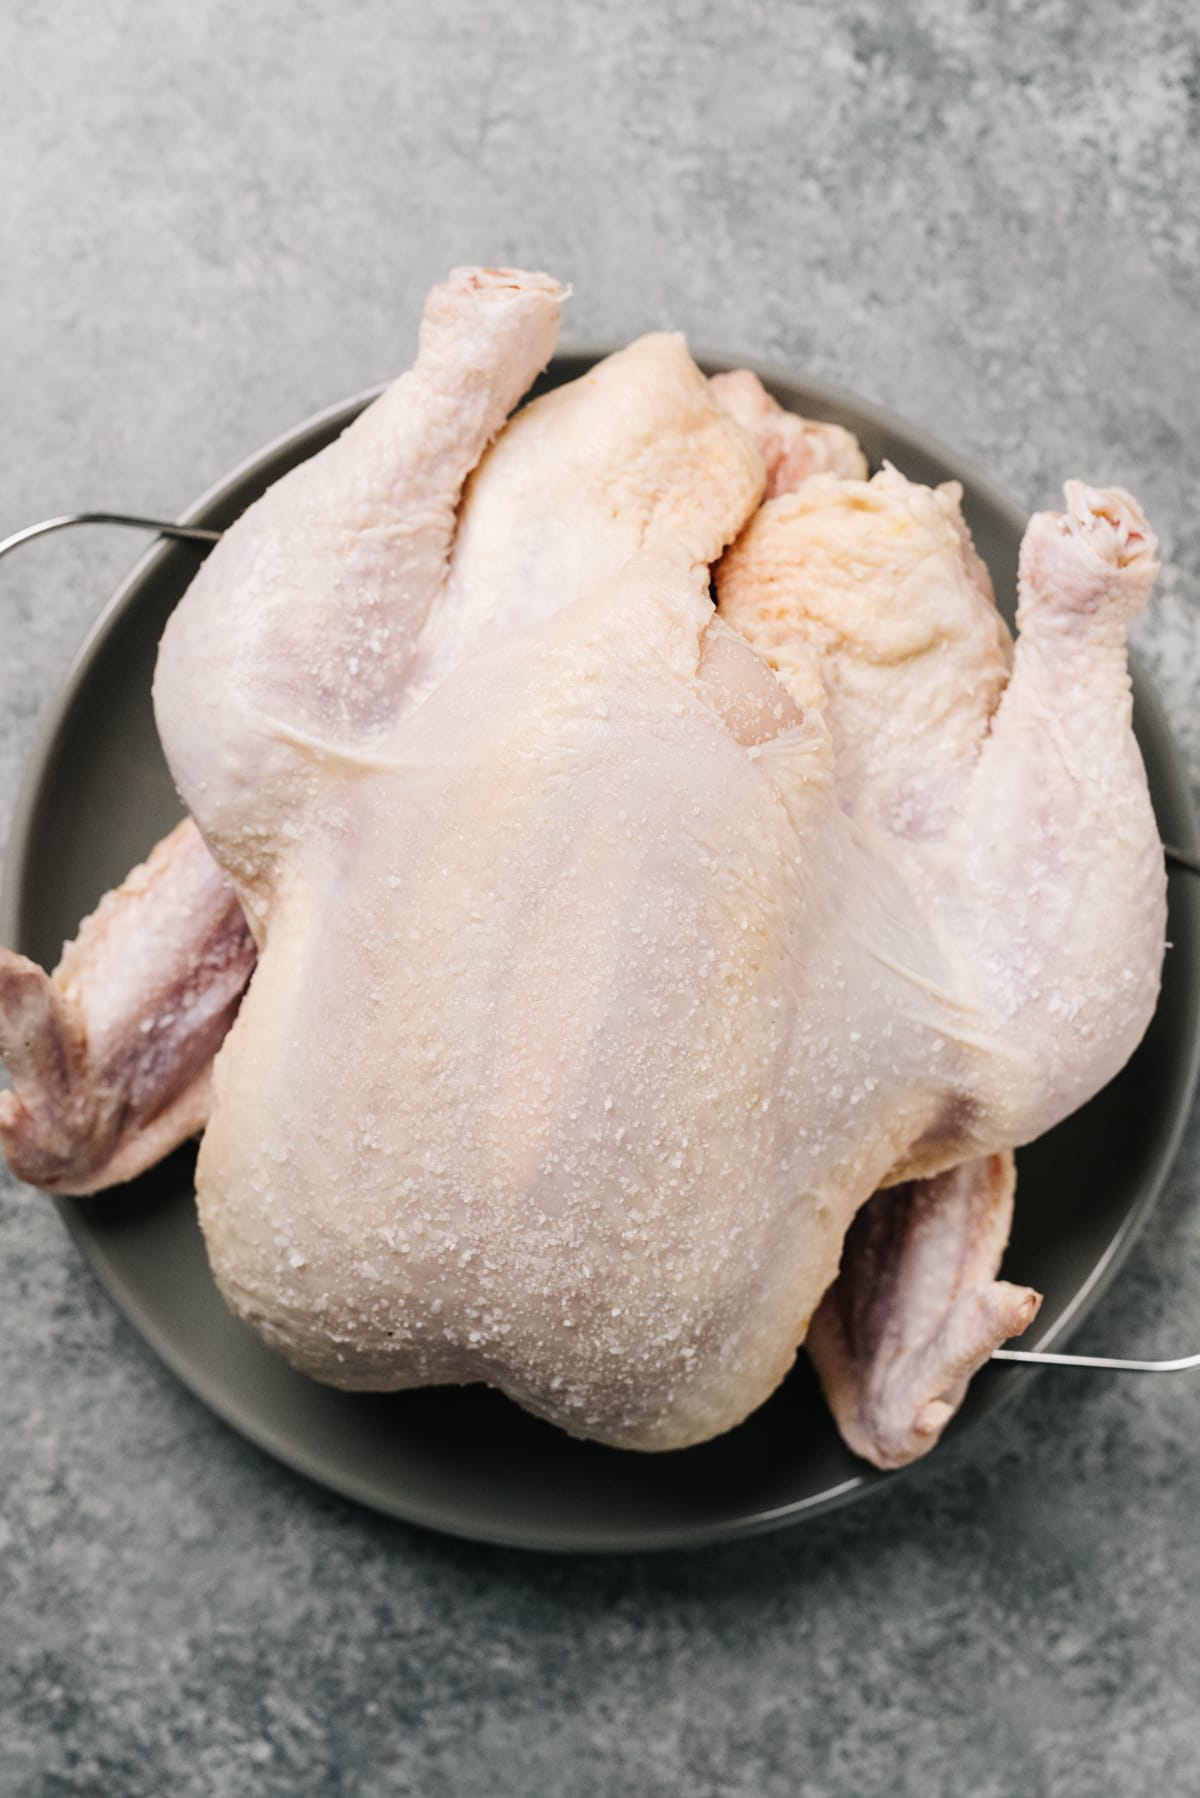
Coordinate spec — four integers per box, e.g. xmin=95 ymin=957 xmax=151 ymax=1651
xmin=2 ymin=510 xmax=1198 ymax=1374
xmin=0 ymin=512 xmax=221 ymax=560
xmin=993 ymin=1347 xmax=1200 ymax=1372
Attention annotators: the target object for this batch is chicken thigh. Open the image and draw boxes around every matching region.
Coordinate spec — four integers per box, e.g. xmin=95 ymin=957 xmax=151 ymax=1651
xmin=143 ymin=267 xmax=1163 ymax=1452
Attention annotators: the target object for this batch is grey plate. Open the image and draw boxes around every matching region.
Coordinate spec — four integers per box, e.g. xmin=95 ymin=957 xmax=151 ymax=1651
xmin=4 ymin=353 xmax=1199 ymax=1553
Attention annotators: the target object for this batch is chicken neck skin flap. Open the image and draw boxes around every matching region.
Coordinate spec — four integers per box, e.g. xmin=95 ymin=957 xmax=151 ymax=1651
xmin=0 ymin=820 xmax=254 ymax=1195
xmin=807 ymin=1152 xmax=1040 ymax=1470
xmin=709 ymin=369 xmax=868 ymax=495
xmin=716 ymin=463 xmax=1012 ymax=841
xmin=151 ymin=265 xmax=1161 ymax=1454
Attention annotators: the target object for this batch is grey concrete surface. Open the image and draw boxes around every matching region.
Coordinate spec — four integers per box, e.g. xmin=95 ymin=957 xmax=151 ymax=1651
xmin=3 ymin=2 xmax=1200 ymax=1793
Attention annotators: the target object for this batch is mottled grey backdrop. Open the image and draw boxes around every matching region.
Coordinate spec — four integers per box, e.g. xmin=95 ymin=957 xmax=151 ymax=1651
xmin=3 ymin=3 xmax=1199 ymax=1794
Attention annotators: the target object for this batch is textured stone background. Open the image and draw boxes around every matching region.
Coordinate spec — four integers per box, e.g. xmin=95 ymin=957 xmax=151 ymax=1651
xmin=3 ymin=3 xmax=1200 ymax=1793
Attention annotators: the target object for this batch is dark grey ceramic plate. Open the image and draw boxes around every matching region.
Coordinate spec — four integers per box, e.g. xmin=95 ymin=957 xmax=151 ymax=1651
xmin=4 ymin=353 xmax=1199 ymax=1553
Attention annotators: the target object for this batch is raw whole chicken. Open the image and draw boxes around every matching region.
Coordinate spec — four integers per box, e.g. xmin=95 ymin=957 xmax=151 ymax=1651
xmin=0 ymin=267 xmax=1165 ymax=1467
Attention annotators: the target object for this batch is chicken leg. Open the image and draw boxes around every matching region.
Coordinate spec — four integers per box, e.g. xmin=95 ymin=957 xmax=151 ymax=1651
xmin=154 ymin=267 xmax=569 ymax=914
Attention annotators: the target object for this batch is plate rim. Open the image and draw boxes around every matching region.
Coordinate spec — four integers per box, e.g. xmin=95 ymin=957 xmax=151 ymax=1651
xmin=4 ymin=349 xmax=1199 ymax=1552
